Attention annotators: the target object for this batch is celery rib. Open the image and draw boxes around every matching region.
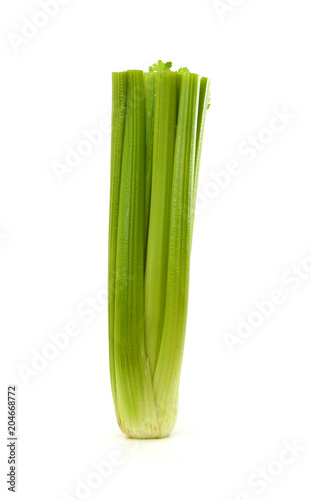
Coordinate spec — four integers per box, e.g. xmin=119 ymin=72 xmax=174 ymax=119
xmin=108 ymin=71 xmax=127 ymax=418
xmin=145 ymin=71 xmax=177 ymax=378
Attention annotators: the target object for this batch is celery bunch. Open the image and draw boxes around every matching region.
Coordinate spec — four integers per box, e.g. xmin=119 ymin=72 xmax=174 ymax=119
xmin=108 ymin=61 xmax=210 ymax=438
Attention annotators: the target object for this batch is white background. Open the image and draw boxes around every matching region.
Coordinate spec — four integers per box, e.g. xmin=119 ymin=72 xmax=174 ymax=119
xmin=1 ymin=1 xmax=311 ymax=499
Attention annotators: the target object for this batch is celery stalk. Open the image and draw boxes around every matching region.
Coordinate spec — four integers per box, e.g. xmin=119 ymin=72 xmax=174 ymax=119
xmin=143 ymin=72 xmax=156 ymax=252
xmin=108 ymin=62 xmax=210 ymax=438
xmin=153 ymin=72 xmax=201 ymax=435
xmin=108 ymin=71 xmax=127 ymax=420
xmin=145 ymin=70 xmax=177 ymax=377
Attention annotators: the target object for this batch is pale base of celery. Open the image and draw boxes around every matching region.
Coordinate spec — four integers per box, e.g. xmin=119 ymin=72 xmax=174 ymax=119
xmin=113 ymin=351 xmax=179 ymax=439
xmin=117 ymin=423 xmax=175 ymax=439
xmin=116 ymin=413 xmax=177 ymax=439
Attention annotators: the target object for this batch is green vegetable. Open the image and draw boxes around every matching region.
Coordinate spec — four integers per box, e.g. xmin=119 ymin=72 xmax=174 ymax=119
xmin=108 ymin=61 xmax=210 ymax=438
